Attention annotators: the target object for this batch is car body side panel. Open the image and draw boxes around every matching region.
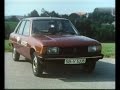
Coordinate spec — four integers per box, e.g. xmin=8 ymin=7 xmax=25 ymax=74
xmin=9 ymin=33 xmax=22 ymax=53
xmin=10 ymin=33 xmax=44 ymax=60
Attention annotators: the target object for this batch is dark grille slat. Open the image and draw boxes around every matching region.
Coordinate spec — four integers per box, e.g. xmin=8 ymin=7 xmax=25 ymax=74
xmin=60 ymin=47 xmax=88 ymax=55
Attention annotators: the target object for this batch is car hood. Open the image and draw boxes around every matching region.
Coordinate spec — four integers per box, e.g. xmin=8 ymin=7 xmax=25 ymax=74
xmin=33 ymin=34 xmax=100 ymax=47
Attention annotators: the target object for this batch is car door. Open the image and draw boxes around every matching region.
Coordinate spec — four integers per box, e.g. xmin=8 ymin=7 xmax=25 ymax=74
xmin=20 ymin=20 xmax=31 ymax=59
xmin=14 ymin=20 xmax=26 ymax=55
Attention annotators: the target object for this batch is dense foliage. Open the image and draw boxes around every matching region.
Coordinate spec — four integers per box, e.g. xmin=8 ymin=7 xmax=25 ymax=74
xmin=5 ymin=21 xmax=18 ymax=39
xmin=5 ymin=9 xmax=115 ymax=42
xmin=28 ymin=10 xmax=39 ymax=17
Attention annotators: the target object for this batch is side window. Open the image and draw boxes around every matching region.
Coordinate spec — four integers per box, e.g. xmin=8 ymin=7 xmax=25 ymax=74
xmin=23 ymin=21 xmax=31 ymax=36
xmin=17 ymin=21 xmax=26 ymax=35
xmin=14 ymin=21 xmax=22 ymax=33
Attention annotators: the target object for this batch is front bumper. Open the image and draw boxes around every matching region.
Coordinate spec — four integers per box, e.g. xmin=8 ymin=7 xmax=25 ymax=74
xmin=38 ymin=54 xmax=104 ymax=61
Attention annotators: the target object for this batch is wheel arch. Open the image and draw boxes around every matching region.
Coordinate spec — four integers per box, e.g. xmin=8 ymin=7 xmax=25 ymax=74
xmin=30 ymin=48 xmax=36 ymax=60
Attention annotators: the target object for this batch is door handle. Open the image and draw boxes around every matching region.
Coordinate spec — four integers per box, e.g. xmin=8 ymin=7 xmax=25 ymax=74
xmin=16 ymin=37 xmax=20 ymax=43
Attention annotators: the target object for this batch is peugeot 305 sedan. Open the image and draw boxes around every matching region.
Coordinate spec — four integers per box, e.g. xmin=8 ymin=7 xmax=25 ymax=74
xmin=9 ymin=17 xmax=103 ymax=77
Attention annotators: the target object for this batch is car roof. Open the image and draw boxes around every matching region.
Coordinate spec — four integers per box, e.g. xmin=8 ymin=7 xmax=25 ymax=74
xmin=22 ymin=17 xmax=68 ymax=21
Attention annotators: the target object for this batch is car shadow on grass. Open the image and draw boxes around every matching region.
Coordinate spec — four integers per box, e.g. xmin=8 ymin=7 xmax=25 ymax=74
xmin=41 ymin=61 xmax=115 ymax=82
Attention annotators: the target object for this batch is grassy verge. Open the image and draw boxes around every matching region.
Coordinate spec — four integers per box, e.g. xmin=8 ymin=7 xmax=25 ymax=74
xmin=101 ymin=43 xmax=115 ymax=58
xmin=5 ymin=40 xmax=115 ymax=58
xmin=5 ymin=40 xmax=12 ymax=52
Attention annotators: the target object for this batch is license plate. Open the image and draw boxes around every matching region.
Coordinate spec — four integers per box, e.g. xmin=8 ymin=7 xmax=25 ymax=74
xmin=64 ymin=58 xmax=86 ymax=64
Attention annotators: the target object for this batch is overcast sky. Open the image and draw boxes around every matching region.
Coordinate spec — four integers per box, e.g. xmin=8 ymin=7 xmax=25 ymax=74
xmin=5 ymin=0 xmax=115 ymax=16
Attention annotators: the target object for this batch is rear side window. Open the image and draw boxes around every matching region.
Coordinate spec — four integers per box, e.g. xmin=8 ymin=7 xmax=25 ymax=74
xmin=17 ymin=21 xmax=26 ymax=34
xmin=23 ymin=21 xmax=31 ymax=36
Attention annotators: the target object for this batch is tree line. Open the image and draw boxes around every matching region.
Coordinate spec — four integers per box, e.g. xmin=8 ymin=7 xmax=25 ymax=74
xmin=5 ymin=8 xmax=115 ymax=42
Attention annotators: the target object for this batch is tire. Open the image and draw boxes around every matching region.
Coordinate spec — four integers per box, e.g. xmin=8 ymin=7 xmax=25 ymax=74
xmin=83 ymin=60 xmax=96 ymax=73
xmin=32 ymin=52 xmax=44 ymax=77
xmin=12 ymin=47 xmax=20 ymax=61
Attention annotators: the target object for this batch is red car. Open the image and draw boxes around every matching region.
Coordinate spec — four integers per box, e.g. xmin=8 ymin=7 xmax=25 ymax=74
xmin=9 ymin=17 xmax=103 ymax=77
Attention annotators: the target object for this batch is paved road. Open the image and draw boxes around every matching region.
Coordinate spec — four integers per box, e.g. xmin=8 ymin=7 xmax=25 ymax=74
xmin=5 ymin=52 xmax=115 ymax=89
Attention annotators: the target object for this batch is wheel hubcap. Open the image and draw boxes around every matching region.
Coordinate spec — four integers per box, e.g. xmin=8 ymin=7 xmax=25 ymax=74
xmin=33 ymin=56 xmax=38 ymax=73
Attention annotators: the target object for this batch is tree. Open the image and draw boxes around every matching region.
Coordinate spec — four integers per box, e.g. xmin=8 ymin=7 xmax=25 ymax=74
xmin=8 ymin=16 xmax=19 ymax=22
xmin=40 ymin=8 xmax=50 ymax=17
xmin=49 ymin=11 xmax=60 ymax=17
xmin=68 ymin=13 xmax=80 ymax=25
xmin=61 ymin=14 xmax=69 ymax=19
xmin=88 ymin=12 xmax=114 ymax=24
xmin=40 ymin=8 xmax=60 ymax=17
xmin=5 ymin=23 xmax=11 ymax=39
xmin=28 ymin=9 xmax=39 ymax=17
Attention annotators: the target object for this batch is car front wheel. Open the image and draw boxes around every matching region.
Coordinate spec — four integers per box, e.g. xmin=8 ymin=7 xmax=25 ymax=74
xmin=32 ymin=52 xmax=44 ymax=77
xmin=12 ymin=47 xmax=20 ymax=61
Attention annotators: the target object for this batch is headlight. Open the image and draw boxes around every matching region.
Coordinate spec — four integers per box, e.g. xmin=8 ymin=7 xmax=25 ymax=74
xmin=88 ymin=45 xmax=101 ymax=52
xmin=47 ymin=47 xmax=59 ymax=54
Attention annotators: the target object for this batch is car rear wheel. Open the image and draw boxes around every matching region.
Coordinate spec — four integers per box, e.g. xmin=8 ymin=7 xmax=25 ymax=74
xmin=32 ymin=52 xmax=44 ymax=77
xmin=12 ymin=47 xmax=20 ymax=61
xmin=83 ymin=60 xmax=96 ymax=73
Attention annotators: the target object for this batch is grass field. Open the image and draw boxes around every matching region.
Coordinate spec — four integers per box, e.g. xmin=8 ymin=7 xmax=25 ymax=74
xmin=5 ymin=40 xmax=115 ymax=58
xmin=5 ymin=40 xmax=12 ymax=52
xmin=101 ymin=43 xmax=115 ymax=58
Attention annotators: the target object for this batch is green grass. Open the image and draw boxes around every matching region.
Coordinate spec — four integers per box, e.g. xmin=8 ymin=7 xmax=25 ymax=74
xmin=4 ymin=40 xmax=115 ymax=58
xmin=5 ymin=40 xmax=12 ymax=52
xmin=101 ymin=43 xmax=115 ymax=58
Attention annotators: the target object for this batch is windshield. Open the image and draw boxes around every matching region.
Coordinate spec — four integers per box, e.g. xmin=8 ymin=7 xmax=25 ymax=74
xmin=32 ymin=19 xmax=78 ymax=35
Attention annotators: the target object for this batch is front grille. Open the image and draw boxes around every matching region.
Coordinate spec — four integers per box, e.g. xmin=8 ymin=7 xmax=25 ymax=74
xmin=60 ymin=46 xmax=88 ymax=56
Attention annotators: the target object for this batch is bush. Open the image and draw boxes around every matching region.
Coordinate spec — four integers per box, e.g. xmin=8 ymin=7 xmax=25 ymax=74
xmin=92 ymin=24 xmax=115 ymax=42
xmin=5 ymin=21 xmax=18 ymax=39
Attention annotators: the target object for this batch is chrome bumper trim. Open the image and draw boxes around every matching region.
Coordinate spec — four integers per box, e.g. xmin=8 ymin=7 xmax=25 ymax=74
xmin=43 ymin=56 xmax=103 ymax=60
